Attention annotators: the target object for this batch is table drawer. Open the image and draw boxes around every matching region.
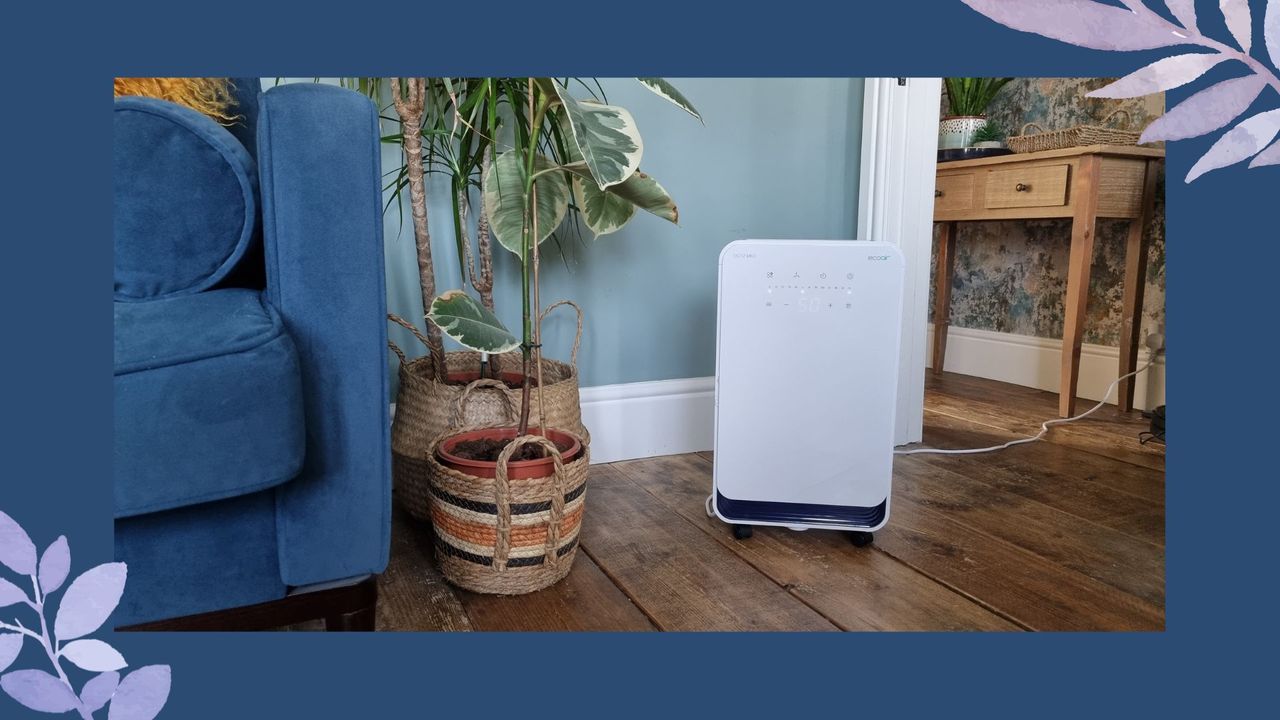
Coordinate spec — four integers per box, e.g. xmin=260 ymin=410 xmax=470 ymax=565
xmin=984 ymin=164 xmax=1069 ymax=209
xmin=934 ymin=173 xmax=975 ymax=213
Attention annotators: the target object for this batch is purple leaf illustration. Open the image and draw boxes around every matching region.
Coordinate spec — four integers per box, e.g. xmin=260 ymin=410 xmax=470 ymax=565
xmin=81 ymin=672 xmax=120 ymax=714
xmin=1219 ymin=0 xmax=1253 ymax=53
xmin=107 ymin=666 xmax=171 ymax=720
xmin=54 ymin=562 xmax=127 ymax=642
xmin=960 ymin=0 xmax=1189 ymax=50
xmin=0 ymin=511 xmax=38 ymax=576
xmin=1187 ymin=108 xmax=1280 ymax=180
xmin=0 ymin=577 xmax=28 ymax=609
xmin=38 ymin=536 xmax=71 ymax=596
xmin=1164 ymin=0 xmax=1197 ymax=29
xmin=1267 ymin=0 xmax=1279 ymax=68
xmin=1140 ymin=74 xmax=1269 ymax=142
xmin=1089 ymin=52 xmax=1228 ymax=98
xmin=1248 ymin=137 xmax=1280 ymax=167
xmin=0 ymin=633 xmax=23 ymax=673
xmin=61 ymin=639 xmax=127 ymax=673
xmin=1 ymin=669 xmax=81 ymax=713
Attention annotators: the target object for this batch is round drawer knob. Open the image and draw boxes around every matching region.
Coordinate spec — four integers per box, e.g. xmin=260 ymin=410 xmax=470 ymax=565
xmin=935 ymin=189 xmax=944 ymax=197
xmin=1015 ymin=183 xmax=1031 ymax=192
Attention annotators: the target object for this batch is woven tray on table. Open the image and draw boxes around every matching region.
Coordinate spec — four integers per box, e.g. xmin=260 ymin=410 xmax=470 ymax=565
xmin=425 ymin=431 xmax=590 ymax=595
xmin=1007 ymin=109 xmax=1141 ymax=153
xmin=389 ymin=301 xmax=589 ymax=522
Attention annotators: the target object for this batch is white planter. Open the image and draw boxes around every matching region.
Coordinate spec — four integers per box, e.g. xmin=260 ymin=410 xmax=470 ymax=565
xmin=938 ymin=116 xmax=987 ymax=150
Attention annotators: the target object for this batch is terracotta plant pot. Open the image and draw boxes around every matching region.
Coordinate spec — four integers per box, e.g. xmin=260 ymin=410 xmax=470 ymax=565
xmin=446 ymin=370 xmax=532 ymax=389
xmin=437 ymin=427 xmax=582 ymax=480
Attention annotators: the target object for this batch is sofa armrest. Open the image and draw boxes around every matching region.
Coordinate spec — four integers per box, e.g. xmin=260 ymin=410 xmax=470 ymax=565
xmin=257 ymin=83 xmax=390 ymax=586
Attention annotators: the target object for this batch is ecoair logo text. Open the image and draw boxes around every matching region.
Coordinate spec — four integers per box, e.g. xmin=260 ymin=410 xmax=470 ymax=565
xmin=867 ymin=255 xmax=891 ymax=261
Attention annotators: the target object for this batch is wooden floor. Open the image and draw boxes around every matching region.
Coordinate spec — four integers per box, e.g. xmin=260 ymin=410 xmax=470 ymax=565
xmin=373 ymin=372 xmax=1165 ymax=631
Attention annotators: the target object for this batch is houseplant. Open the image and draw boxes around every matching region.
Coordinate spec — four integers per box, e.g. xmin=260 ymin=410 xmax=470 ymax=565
xmin=421 ymin=77 xmax=699 ymax=593
xmin=970 ymin=119 xmax=1007 ymax=149
xmin=939 ymin=77 xmax=1012 ymax=149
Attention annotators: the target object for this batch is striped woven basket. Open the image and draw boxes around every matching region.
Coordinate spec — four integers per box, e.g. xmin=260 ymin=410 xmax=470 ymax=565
xmin=389 ymin=301 xmax=589 ymax=522
xmin=425 ymin=430 xmax=589 ymax=594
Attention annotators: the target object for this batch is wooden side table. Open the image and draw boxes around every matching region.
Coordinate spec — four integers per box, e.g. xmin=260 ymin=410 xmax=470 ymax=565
xmin=932 ymin=144 xmax=1164 ymax=417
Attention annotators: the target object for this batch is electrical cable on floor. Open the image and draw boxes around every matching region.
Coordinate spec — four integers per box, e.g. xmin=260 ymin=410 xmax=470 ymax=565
xmin=894 ymin=357 xmax=1155 ymax=456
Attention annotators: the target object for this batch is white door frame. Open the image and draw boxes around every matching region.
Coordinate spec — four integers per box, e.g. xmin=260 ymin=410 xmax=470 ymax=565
xmin=858 ymin=78 xmax=942 ymax=446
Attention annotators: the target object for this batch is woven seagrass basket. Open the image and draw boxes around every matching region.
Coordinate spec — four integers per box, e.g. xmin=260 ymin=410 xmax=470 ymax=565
xmin=425 ymin=430 xmax=589 ymax=594
xmin=1007 ymin=109 xmax=1141 ymax=153
xmin=389 ymin=301 xmax=589 ymax=522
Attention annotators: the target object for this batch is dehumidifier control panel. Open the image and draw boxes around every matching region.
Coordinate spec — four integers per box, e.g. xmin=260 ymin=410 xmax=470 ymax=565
xmin=712 ymin=239 xmax=905 ymax=530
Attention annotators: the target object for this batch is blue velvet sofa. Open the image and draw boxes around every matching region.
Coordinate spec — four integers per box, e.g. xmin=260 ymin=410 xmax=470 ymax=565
xmin=113 ymin=79 xmax=390 ymax=628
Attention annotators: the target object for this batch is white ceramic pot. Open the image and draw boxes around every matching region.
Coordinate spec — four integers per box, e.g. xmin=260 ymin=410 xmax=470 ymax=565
xmin=973 ymin=141 xmax=1006 ymax=149
xmin=939 ymin=116 xmax=987 ymax=150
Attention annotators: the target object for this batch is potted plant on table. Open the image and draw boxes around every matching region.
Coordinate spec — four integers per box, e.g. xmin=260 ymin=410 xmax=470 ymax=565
xmin=421 ymin=77 xmax=699 ymax=594
xmin=939 ymin=77 xmax=1012 ymax=149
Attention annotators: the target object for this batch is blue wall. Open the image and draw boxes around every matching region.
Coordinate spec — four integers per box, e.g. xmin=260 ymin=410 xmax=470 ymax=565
xmin=375 ymin=78 xmax=865 ymax=389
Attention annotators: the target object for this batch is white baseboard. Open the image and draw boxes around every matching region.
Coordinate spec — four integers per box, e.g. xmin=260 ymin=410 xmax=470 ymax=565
xmin=926 ymin=324 xmax=1166 ymax=410
xmin=579 ymin=376 xmax=715 ymax=464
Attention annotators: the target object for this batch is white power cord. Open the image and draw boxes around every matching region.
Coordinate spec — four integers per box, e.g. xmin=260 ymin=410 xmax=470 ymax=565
xmin=895 ymin=353 xmax=1157 ymax=456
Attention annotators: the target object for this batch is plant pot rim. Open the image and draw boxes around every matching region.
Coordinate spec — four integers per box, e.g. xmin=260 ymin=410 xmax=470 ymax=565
xmin=941 ymin=114 xmax=989 ymax=120
xmin=437 ymin=426 xmax=582 ymax=477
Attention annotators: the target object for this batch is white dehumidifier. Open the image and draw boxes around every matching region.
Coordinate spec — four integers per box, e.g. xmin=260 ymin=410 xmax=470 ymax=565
xmin=711 ymin=239 xmax=905 ymax=546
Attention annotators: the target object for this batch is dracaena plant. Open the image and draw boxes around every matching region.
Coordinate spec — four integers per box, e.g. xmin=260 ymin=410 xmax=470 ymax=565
xmin=427 ymin=77 xmax=701 ymax=435
xmin=943 ymin=77 xmax=1014 ymax=116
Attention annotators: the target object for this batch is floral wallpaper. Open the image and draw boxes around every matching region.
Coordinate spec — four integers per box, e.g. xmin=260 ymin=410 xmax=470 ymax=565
xmin=931 ymin=78 xmax=1166 ymax=347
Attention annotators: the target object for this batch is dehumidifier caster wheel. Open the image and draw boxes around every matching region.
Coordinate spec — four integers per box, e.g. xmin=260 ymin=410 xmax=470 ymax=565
xmin=849 ymin=530 xmax=874 ymax=547
xmin=732 ymin=524 xmax=754 ymax=540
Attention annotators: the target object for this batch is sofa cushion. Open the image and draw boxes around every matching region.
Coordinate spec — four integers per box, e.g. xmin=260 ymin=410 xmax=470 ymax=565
xmin=114 ymin=289 xmax=305 ymax=518
xmin=114 ymin=97 xmax=258 ymax=301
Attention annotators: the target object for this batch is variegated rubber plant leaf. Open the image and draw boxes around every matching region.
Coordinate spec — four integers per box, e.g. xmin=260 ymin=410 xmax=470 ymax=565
xmin=482 ymin=150 xmax=570 ymax=256
xmin=637 ymin=78 xmax=704 ymax=123
xmin=550 ymin=80 xmax=643 ymax=190
xmin=427 ymin=290 xmax=519 ymax=354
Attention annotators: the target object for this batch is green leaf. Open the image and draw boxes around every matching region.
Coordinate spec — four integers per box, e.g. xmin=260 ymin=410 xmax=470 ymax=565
xmin=572 ymin=176 xmax=636 ymax=236
xmin=427 ymin=290 xmax=519 ymax=354
xmin=565 ymin=165 xmax=679 ymax=226
xmin=637 ymin=78 xmax=703 ymax=123
xmin=550 ymin=81 xmax=643 ymax=189
xmin=482 ymin=150 xmax=570 ymax=256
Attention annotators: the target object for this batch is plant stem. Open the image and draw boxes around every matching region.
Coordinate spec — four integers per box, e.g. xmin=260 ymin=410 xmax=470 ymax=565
xmin=25 ymin=577 xmax=94 ymax=720
xmin=1125 ymin=3 xmax=1280 ymax=96
xmin=517 ymin=82 xmax=551 ymax=436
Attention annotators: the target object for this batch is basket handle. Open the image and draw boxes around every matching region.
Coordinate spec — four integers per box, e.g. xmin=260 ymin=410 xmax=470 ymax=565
xmin=450 ymin=378 xmax=519 ymax=427
xmin=538 ymin=299 xmax=584 ymax=369
xmin=493 ymin=434 xmax=568 ymax=571
xmin=1018 ymin=122 xmax=1046 ymax=136
xmin=387 ymin=313 xmax=433 ymax=350
xmin=1100 ymin=108 xmax=1132 ymax=129
xmin=388 ymin=341 xmax=406 ymax=366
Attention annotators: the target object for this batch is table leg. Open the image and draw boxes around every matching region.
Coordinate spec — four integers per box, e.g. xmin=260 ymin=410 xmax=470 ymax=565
xmin=1118 ymin=159 xmax=1159 ymax=412
xmin=932 ymin=221 xmax=957 ymax=374
xmin=1060 ymin=156 xmax=1102 ymax=417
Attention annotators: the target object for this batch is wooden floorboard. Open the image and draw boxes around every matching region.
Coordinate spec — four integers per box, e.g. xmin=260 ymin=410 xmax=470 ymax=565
xmin=919 ymin=410 xmax=1164 ymax=544
xmin=365 ymin=371 xmax=1163 ymax=632
xmin=925 ymin=371 xmax=1165 ymax=470
xmin=578 ymin=464 xmax=838 ymax=631
xmin=616 ymin=453 xmax=1021 ymax=631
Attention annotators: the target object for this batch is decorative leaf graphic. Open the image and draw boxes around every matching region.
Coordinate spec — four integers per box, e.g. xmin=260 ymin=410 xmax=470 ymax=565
xmin=1 ymin=669 xmax=81 ymax=713
xmin=1089 ymin=52 xmax=1228 ymax=97
xmin=1267 ymin=0 xmax=1280 ymax=68
xmin=1248 ymin=137 xmax=1280 ymax=167
xmin=61 ymin=639 xmax=127 ymax=672
xmin=81 ymin=671 xmax=121 ymax=713
xmin=0 ymin=578 xmax=27 ymax=609
xmin=1219 ymin=0 xmax=1253 ymax=53
xmin=0 ymin=511 xmax=38 ymax=576
xmin=0 ymin=633 xmax=22 ymax=674
xmin=54 ymin=562 xmax=127 ymax=642
xmin=38 ymin=536 xmax=70 ymax=595
xmin=1141 ymin=74 xmax=1268 ymax=142
xmin=108 ymin=665 xmax=171 ymax=720
xmin=1164 ymin=0 xmax=1197 ymax=29
xmin=959 ymin=0 xmax=1188 ymax=50
xmin=1187 ymin=108 xmax=1280 ymax=181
